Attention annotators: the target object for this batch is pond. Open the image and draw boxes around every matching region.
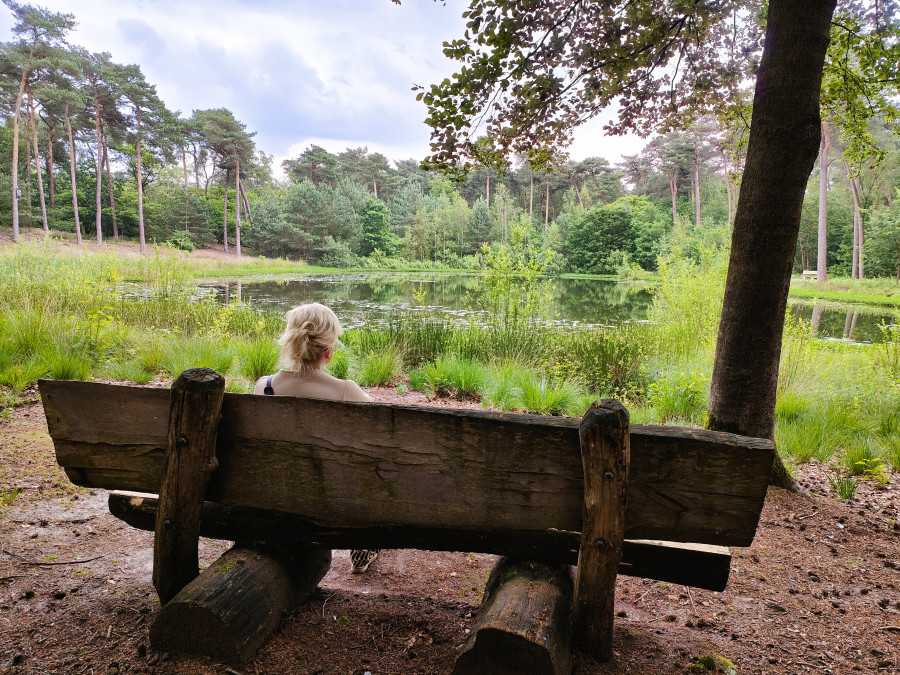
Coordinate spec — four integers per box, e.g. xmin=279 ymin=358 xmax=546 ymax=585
xmin=207 ymin=274 xmax=654 ymax=329
xmin=204 ymin=273 xmax=897 ymax=342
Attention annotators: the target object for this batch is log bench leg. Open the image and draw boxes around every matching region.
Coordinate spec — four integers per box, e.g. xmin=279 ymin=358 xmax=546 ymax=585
xmin=150 ymin=543 xmax=332 ymax=663
xmin=453 ymin=557 xmax=574 ymax=675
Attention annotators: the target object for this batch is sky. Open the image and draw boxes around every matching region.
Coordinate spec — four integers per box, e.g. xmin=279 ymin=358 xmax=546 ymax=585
xmin=0 ymin=0 xmax=646 ymax=175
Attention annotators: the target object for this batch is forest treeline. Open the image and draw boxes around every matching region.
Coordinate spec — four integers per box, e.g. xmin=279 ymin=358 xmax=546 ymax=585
xmin=2 ymin=1 xmax=900 ymax=277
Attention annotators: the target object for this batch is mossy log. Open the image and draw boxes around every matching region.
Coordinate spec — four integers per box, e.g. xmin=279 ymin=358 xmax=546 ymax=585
xmin=453 ymin=557 xmax=574 ymax=675
xmin=150 ymin=543 xmax=331 ymax=663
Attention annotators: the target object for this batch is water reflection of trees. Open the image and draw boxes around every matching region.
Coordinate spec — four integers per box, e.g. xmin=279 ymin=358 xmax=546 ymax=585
xmin=790 ymin=302 xmax=889 ymax=342
xmin=208 ymin=274 xmax=654 ymax=326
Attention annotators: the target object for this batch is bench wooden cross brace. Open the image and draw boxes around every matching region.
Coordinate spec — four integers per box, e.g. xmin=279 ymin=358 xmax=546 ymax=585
xmin=39 ymin=373 xmax=774 ymax=672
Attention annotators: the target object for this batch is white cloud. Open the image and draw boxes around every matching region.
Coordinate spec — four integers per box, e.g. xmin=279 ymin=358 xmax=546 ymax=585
xmin=1 ymin=0 xmax=648 ymax=166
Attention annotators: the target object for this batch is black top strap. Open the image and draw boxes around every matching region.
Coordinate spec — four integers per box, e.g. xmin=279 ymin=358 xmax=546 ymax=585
xmin=263 ymin=375 xmax=275 ymax=395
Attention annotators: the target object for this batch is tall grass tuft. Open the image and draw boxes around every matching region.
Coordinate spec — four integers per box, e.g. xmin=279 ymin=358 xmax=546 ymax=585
xmin=326 ymin=349 xmax=350 ymax=380
xmin=46 ymin=350 xmax=92 ymax=381
xmin=161 ymin=337 xmax=234 ymax=377
xmin=423 ymin=356 xmax=486 ymax=398
xmin=104 ymin=360 xmax=155 ymax=384
xmin=520 ymin=375 xmax=581 ymax=415
xmin=775 ymin=390 xmax=806 ymax=423
xmin=841 ymin=438 xmax=880 ymax=475
xmin=483 ymin=361 xmax=530 ymax=411
xmin=0 ymin=357 xmax=47 ymax=391
xmin=647 ymin=370 xmax=709 ymax=424
xmin=356 ymin=346 xmax=401 ymax=387
xmin=827 ymin=469 xmax=860 ymax=500
xmin=236 ymin=338 xmax=280 ymax=381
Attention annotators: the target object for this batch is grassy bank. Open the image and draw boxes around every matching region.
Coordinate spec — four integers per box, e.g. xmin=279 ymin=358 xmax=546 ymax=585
xmin=790 ymin=276 xmax=900 ymax=309
xmin=1 ymin=242 xmax=899 ymax=496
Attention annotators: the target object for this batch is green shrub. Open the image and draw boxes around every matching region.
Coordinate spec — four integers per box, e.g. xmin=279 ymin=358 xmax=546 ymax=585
xmin=556 ymin=325 xmax=648 ymax=395
xmin=647 ymin=370 xmax=709 ymax=424
xmin=408 ymin=368 xmax=428 ymax=391
xmin=166 ymin=231 xmax=195 ymax=253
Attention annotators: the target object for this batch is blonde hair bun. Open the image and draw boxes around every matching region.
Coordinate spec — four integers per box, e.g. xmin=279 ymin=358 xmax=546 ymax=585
xmin=279 ymin=303 xmax=343 ymax=370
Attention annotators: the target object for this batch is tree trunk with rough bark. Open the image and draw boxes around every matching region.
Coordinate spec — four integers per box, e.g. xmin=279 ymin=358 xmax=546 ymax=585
xmin=668 ymin=174 xmax=677 ymax=224
xmin=817 ymin=121 xmax=831 ymax=281
xmin=64 ymin=104 xmax=82 ymax=246
xmin=28 ymin=97 xmax=48 ymax=235
xmin=11 ymin=66 xmax=29 ymax=242
xmin=850 ymin=173 xmax=863 ymax=278
xmin=235 ymin=160 xmax=242 ymax=259
xmin=47 ymin=126 xmax=56 ymax=222
xmin=93 ymin=93 xmax=104 ymax=244
xmin=102 ymin=137 xmax=118 ymax=239
xmin=136 ymin=106 xmax=146 ymax=254
xmin=222 ymin=167 xmax=229 ymax=254
xmin=707 ymin=0 xmax=836 ymax=493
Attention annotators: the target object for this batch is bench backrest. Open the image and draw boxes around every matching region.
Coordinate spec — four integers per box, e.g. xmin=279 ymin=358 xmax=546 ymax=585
xmin=41 ymin=380 xmax=774 ymax=549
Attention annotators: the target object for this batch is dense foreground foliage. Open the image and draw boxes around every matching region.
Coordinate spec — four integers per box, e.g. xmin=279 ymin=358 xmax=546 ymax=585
xmin=1 ymin=242 xmax=899 ymax=497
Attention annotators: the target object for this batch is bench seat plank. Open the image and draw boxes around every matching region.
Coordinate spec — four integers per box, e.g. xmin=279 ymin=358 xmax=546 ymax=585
xmin=109 ymin=492 xmax=732 ymax=591
xmin=41 ymin=380 xmax=773 ymax=547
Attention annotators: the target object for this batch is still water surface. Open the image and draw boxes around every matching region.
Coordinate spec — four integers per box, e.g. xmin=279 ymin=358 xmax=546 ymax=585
xmin=205 ymin=273 xmax=895 ymax=342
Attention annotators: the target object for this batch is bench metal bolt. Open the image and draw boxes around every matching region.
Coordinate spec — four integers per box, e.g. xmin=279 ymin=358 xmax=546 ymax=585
xmin=164 ymin=519 xmax=173 ymax=529
xmin=594 ymin=538 xmax=607 ymax=549
xmin=603 ymin=470 xmax=614 ymax=481
xmin=177 ymin=435 xmax=189 ymax=448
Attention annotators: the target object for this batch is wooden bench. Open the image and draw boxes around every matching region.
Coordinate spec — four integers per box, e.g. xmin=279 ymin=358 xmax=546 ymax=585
xmin=39 ymin=369 xmax=774 ymax=673
xmin=802 ymin=269 xmax=818 ymax=279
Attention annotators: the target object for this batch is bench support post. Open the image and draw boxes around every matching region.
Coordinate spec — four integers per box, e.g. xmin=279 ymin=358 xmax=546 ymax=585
xmin=153 ymin=368 xmax=225 ymax=604
xmin=573 ymin=400 xmax=629 ymax=661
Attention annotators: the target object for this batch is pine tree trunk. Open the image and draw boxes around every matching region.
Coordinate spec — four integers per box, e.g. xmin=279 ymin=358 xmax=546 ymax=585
xmin=47 ymin=126 xmax=56 ymax=223
xmin=136 ymin=106 xmax=146 ymax=254
xmin=182 ymin=146 xmax=190 ymax=231
xmin=486 ymin=172 xmax=490 ymax=207
xmin=544 ymin=182 xmax=550 ymax=231
xmin=235 ymin=160 xmax=242 ymax=259
xmin=102 ymin=138 xmax=118 ymax=239
xmin=28 ymin=98 xmax=48 ymax=235
xmin=24 ymin=93 xmax=32 ymax=227
xmin=10 ymin=67 xmax=29 ymax=242
xmin=223 ymin=167 xmax=230 ymax=254
xmin=94 ymin=93 xmax=104 ymax=244
xmin=529 ymin=177 xmax=534 ymax=219
xmin=850 ymin=174 xmax=863 ymax=278
xmin=572 ymin=178 xmax=584 ymax=209
xmin=668 ymin=174 xmax=678 ymax=223
xmin=707 ymin=0 xmax=836 ymax=494
xmin=694 ymin=153 xmax=701 ymax=228
xmin=65 ymin=104 xmax=83 ymax=246
xmin=817 ymin=121 xmax=831 ymax=282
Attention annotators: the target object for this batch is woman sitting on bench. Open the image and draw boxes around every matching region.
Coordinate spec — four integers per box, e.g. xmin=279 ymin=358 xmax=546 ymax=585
xmin=254 ymin=302 xmax=379 ymax=574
